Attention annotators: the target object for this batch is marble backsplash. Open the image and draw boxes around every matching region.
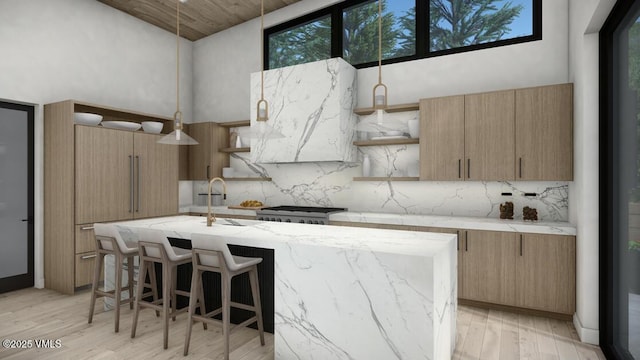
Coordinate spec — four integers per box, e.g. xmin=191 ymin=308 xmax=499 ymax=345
xmin=192 ymin=150 xmax=569 ymax=222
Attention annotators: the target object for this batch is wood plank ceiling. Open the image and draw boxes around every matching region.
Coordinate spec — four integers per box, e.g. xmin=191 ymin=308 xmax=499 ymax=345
xmin=98 ymin=0 xmax=301 ymax=41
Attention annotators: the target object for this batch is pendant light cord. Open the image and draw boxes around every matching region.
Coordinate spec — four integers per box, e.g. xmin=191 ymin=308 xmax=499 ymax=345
xmin=176 ymin=0 xmax=181 ymax=116
xmin=378 ymin=0 xmax=382 ymax=85
xmin=260 ymin=0 xmax=265 ymax=101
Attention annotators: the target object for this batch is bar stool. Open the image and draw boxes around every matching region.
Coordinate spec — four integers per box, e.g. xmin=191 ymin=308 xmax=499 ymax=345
xmin=131 ymin=228 xmax=206 ymax=349
xmin=88 ymin=223 xmax=142 ymax=333
xmin=184 ymin=233 xmax=265 ymax=359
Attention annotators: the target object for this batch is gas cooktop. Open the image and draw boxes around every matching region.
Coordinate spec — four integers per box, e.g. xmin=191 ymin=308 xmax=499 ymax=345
xmin=259 ymin=206 xmax=347 ymax=213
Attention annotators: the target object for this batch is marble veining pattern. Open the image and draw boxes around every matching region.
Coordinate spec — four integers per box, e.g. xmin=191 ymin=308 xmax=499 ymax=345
xmin=106 ymin=216 xmax=457 ymax=360
xmin=249 ymin=58 xmax=357 ymax=163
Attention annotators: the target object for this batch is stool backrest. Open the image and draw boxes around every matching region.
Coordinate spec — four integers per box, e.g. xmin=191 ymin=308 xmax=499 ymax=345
xmin=93 ymin=223 xmax=132 ymax=252
xmin=136 ymin=228 xmax=184 ymax=262
xmin=191 ymin=233 xmax=239 ymax=271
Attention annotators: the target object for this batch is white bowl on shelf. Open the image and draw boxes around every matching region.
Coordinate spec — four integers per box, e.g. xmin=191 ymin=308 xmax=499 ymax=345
xmin=101 ymin=121 xmax=142 ymax=131
xmin=74 ymin=112 xmax=103 ymax=126
xmin=141 ymin=121 xmax=163 ymax=134
xmin=383 ymin=130 xmax=404 ymax=136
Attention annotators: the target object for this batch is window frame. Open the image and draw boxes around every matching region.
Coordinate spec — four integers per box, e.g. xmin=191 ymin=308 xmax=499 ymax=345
xmin=264 ymin=0 xmax=542 ymax=70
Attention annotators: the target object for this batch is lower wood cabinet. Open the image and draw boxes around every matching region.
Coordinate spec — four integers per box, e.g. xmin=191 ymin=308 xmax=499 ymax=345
xmin=329 ymin=221 xmax=576 ymax=316
xmin=461 ymin=230 xmax=517 ymax=305
xmin=516 ymin=233 xmax=576 ymax=314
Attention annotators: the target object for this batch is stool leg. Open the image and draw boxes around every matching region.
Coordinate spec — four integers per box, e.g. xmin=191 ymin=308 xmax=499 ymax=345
xmin=183 ymin=267 xmax=200 ymax=356
xmin=171 ymin=264 xmax=178 ymax=321
xmin=162 ymin=262 xmax=170 ymax=349
xmin=249 ymin=267 xmax=265 ymax=346
xmin=131 ymin=258 xmax=147 ymax=339
xmin=114 ymin=253 xmax=123 ymax=333
xmin=198 ymin=273 xmax=207 ymax=330
xmin=88 ymin=253 xmax=104 ymax=324
xmin=149 ymin=262 xmax=160 ymax=317
xmin=222 ymin=273 xmax=231 ymax=360
xmin=127 ymin=255 xmax=135 ymax=310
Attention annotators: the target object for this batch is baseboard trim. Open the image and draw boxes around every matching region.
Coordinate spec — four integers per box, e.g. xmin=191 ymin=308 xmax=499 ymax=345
xmin=573 ymin=313 xmax=600 ymax=345
xmin=458 ymin=299 xmax=573 ymax=321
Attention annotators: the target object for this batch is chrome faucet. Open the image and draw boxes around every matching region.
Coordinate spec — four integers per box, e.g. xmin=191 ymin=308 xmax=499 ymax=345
xmin=207 ymin=177 xmax=227 ymax=226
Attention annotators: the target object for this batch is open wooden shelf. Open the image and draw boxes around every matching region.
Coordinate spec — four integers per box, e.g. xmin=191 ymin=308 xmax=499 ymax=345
xmin=222 ymin=177 xmax=272 ymax=181
xmin=218 ymin=120 xmax=250 ymax=128
xmin=354 ymin=103 xmax=420 ymax=116
xmin=219 ymin=147 xmax=250 ymax=153
xmin=354 ymin=138 xmax=419 ymax=147
xmin=353 ymin=177 xmax=420 ymax=182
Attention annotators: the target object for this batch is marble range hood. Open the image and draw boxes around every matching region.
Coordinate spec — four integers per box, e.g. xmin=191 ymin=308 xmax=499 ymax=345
xmin=249 ymin=58 xmax=358 ymax=163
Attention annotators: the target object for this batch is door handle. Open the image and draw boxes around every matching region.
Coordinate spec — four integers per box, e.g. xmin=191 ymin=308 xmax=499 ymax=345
xmin=207 ymin=165 xmax=210 ymax=180
xmin=465 ymin=231 xmax=468 ymax=251
xmin=520 ymin=234 xmax=523 ymax=256
xmin=80 ymin=226 xmax=95 ymax=231
xmin=129 ymin=155 xmax=134 ymax=213
xmin=458 ymin=159 xmax=461 ymax=179
xmin=456 ymin=230 xmax=460 ymax=251
xmin=519 ymin=157 xmax=522 ymax=178
xmin=20 ymin=217 xmax=33 ymax=224
xmin=467 ymin=159 xmax=470 ymax=179
xmin=136 ymin=155 xmax=140 ymax=213
xmin=81 ymin=254 xmax=97 ymax=260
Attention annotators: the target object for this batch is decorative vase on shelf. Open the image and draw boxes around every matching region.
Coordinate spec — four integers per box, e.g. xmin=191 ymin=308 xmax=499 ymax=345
xmin=235 ymin=135 xmax=242 ymax=148
xmin=230 ymin=131 xmax=238 ymax=148
xmin=362 ymin=154 xmax=371 ymax=177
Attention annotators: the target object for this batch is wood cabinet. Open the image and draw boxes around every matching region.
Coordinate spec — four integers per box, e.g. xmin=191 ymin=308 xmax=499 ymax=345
xmin=419 ymin=83 xmax=572 ymax=181
xmin=464 ymin=90 xmax=516 ymax=180
xmin=515 ymin=84 xmax=573 ymax=180
xmin=461 ymin=230 xmax=517 ymax=305
xmin=420 ymin=95 xmax=465 ymax=180
xmin=516 ymin=233 xmax=576 ymax=314
xmin=187 ymin=122 xmax=229 ymax=180
xmin=45 ymin=99 xmax=177 ymax=294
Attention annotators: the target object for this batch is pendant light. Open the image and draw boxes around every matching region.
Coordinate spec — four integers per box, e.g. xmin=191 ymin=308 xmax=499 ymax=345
xmin=158 ymin=0 xmax=198 ymax=145
xmin=244 ymin=0 xmax=285 ymax=140
xmin=355 ymin=0 xmax=405 ymax=133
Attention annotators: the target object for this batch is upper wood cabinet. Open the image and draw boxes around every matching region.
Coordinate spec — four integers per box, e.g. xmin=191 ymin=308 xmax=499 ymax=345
xmin=75 ymin=126 xmax=133 ymax=224
xmin=515 ymin=84 xmax=573 ymax=180
xmin=419 ymin=84 xmax=573 ymax=181
xmin=133 ymin=132 xmax=179 ymax=218
xmin=187 ymin=122 xmax=229 ymax=180
xmin=420 ymin=95 xmax=465 ymax=180
xmin=464 ymin=90 xmax=516 ymax=181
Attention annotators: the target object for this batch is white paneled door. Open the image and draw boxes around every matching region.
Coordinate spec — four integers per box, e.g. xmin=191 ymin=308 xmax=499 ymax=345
xmin=0 ymin=101 xmax=33 ymax=293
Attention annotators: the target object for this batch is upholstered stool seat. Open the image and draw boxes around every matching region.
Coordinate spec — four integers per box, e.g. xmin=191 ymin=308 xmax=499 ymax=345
xmin=131 ymin=228 xmax=205 ymax=349
xmin=88 ymin=223 xmax=147 ymax=333
xmin=183 ymin=233 xmax=265 ymax=360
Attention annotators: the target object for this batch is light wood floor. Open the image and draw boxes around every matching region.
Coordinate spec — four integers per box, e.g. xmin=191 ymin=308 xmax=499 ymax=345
xmin=0 ymin=288 xmax=605 ymax=359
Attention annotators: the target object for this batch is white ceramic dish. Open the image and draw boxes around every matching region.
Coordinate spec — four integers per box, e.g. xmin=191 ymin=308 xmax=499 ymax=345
xmin=370 ymin=135 xmax=409 ymax=140
xmin=383 ymin=130 xmax=404 ymax=136
xmin=101 ymin=121 xmax=142 ymax=131
xmin=141 ymin=121 xmax=163 ymax=134
xmin=74 ymin=112 xmax=103 ymax=126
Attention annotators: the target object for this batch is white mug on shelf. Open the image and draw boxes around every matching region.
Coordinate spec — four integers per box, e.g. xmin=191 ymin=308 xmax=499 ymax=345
xmin=222 ymin=167 xmax=234 ymax=178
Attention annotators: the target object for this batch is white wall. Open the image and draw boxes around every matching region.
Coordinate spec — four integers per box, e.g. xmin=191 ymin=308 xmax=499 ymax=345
xmin=194 ymin=0 xmax=569 ymax=122
xmin=0 ymin=0 xmax=193 ymax=288
xmin=568 ymin=0 xmax=616 ymax=345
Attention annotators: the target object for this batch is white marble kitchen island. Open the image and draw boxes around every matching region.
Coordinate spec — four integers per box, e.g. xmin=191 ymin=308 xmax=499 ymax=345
xmin=110 ymin=215 xmax=457 ymax=360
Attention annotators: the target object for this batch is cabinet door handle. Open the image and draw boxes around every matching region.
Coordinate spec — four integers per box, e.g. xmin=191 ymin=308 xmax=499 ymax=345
xmin=520 ymin=234 xmax=523 ymax=256
xmin=467 ymin=159 xmax=470 ymax=179
xmin=129 ymin=155 xmax=134 ymax=213
xmin=465 ymin=231 xmax=468 ymax=251
xmin=81 ymin=254 xmax=97 ymax=260
xmin=136 ymin=156 xmax=140 ymax=212
xmin=458 ymin=159 xmax=461 ymax=179
xmin=456 ymin=230 xmax=460 ymax=251
xmin=519 ymin=157 xmax=522 ymax=178
xmin=207 ymin=165 xmax=210 ymax=180
xmin=80 ymin=226 xmax=94 ymax=231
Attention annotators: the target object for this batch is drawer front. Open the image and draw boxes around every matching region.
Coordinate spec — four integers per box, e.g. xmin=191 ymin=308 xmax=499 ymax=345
xmin=75 ymin=252 xmax=99 ymax=288
xmin=75 ymin=224 xmax=96 ymax=254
